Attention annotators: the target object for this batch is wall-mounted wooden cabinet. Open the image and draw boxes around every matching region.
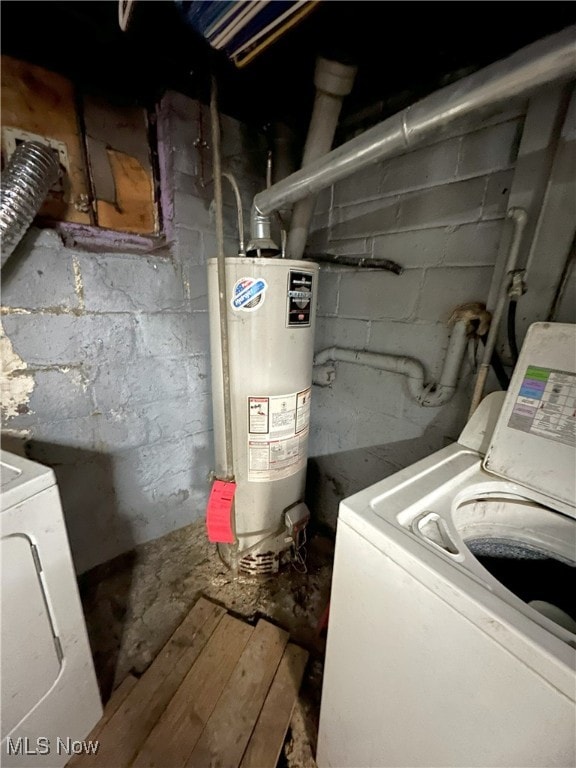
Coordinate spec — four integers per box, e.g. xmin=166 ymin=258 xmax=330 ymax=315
xmin=1 ymin=56 xmax=159 ymax=236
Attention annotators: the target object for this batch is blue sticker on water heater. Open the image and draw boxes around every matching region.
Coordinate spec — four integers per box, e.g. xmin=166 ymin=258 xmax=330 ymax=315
xmin=231 ymin=277 xmax=268 ymax=312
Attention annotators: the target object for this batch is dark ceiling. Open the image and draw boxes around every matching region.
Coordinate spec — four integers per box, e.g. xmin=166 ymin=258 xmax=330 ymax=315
xmin=3 ymin=1 xmax=576 ymax=143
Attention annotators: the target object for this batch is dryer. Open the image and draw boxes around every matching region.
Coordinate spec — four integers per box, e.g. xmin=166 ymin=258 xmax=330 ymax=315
xmin=1 ymin=451 xmax=102 ymax=767
xmin=317 ymin=323 xmax=576 ymax=768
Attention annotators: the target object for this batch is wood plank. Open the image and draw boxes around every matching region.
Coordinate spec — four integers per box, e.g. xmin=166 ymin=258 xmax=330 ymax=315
xmin=66 ymin=676 xmax=138 ymax=767
xmin=83 ymin=96 xmax=157 ymax=235
xmin=75 ymin=598 xmax=225 ymax=768
xmin=96 ymin=149 xmax=156 ymax=234
xmin=132 ymin=614 xmax=254 ymax=768
xmin=186 ymin=619 xmax=289 ymax=768
xmin=1 ymin=55 xmax=91 ymax=225
xmin=240 ymin=644 xmax=309 ymax=768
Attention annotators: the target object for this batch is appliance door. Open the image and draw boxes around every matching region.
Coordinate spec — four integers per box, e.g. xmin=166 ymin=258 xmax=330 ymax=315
xmin=1 ymin=532 xmax=62 ymax=738
xmin=1 ymin=486 xmax=102 ymax=768
xmin=317 ymin=519 xmax=575 ymax=768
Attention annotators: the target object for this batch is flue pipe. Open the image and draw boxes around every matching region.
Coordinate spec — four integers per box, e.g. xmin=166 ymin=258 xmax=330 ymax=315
xmin=287 ymin=57 xmax=357 ymax=260
xmin=252 ymin=26 xmax=576 ymax=227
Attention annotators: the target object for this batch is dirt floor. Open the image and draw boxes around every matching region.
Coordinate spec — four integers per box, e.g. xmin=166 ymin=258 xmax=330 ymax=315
xmin=79 ymin=520 xmax=334 ymax=768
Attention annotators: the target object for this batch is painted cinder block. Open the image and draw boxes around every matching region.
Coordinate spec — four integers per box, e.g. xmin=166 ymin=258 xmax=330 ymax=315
xmin=2 ymin=313 xmax=138 ymax=366
xmin=482 ymin=170 xmax=514 ymax=219
xmin=372 ymin=220 xmax=503 ymax=269
xmin=333 ymin=164 xmax=382 ymax=206
xmin=91 ymin=357 xmax=190 ymax=411
xmin=314 ymin=316 xmax=369 ymax=351
xmin=397 ymin=176 xmax=486 ymax=230
xmin=380 ymin=138 xmax=460 ymax=196
xmin=316 ymin=271 xmax=341 ymax=317
xmin=76 ymin=252 xmax=185 ymax=313
xmin=415 ymin=266 xmax=494 ymax=322
xmin=135 ymin=311 xmax=210 ymax=358
xmin=337 ymin=269 xmax=422 ymax=320
xmin=2 ymin=239 xmax=78 ymax=311
xmin=330 ymin=196 xmax=400 ymax=239
xmin=457 ymin=120 xmax=521 ymax=179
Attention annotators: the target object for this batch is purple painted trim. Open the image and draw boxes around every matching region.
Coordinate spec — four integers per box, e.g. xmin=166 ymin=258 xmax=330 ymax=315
xmin=54 ymin=221 xmax=170 ymax=254
xmin=47 ymin=96 xmax=177 ymax=255
xmin=156 ymin=95 xmax=176 ymax=243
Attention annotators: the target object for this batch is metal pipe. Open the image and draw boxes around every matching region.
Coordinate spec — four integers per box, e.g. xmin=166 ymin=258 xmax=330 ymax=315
xmin=210 ymin=77 xmax=235 ymax=482
xmin=221 ymin=172 xmax=245 ymax=256
xmin=287 ymin=57 xmax=357 ymax=260
xmin=468 ymin=208 xmax=528 ymax=418
xmin=1 ymin=142 xmax=60 ymax=268
xmin=313 ymin=320 xmax=469 ymax=407
xmin=246 ymin=201 xmax=280 ymax=255
xmin=252 ymin=27 xmax=576 ymax=222
xmin=304 ymin=253 xmax=403 ymax=275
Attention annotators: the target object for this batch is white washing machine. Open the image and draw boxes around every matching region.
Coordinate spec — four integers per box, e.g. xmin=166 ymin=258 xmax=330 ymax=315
xmin=1 ymin=451 xmax=102 ymax=767
xmin=317 ymin=322 xmax=576 ymax=768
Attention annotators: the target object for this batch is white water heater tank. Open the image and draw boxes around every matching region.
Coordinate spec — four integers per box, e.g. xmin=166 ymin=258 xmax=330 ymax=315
xmin=208 ymin=257 xmax=319 ymax=574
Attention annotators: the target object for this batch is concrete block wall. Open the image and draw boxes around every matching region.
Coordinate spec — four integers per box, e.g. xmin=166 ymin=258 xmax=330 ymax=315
xmin=1 ymin=92 xmax=266 ymax=573
xmin=306 ymin=112 xmax=525 ymax=527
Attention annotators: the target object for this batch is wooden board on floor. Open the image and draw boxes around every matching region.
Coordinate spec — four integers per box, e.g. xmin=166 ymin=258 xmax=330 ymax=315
xmin=240 ymin=643 xmax=309 ymax=768
xmin=185 ymin=619 xmax=289 ymax=768
xmin=132 ymin=614 xmax=254 ymax=768
xmin=67 ymin=675 xmax=138 ymax=768
xmin=72 ymin=598 xmax=225 ymax=767
xmin=68 ymin=598 xmax=309 ymax=768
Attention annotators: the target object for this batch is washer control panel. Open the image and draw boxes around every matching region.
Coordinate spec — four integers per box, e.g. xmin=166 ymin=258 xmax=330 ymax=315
xmin=484 ymin=323 xmax=576 ymax=515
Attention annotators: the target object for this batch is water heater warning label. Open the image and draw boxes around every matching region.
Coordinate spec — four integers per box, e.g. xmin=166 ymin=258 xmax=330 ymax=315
xmin=248 ymin=388 xmax=311 ymax=481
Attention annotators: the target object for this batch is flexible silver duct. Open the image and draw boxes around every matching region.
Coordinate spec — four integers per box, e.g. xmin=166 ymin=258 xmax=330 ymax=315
xmin=252 ymin=26 xmax=576 ymax=224
xmin=1 ymin=142 xmax=60 ymax=267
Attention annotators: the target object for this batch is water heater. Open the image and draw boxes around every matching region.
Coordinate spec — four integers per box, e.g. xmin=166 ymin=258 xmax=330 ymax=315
xmin=208 ymin=257 xmax=319 ymax=574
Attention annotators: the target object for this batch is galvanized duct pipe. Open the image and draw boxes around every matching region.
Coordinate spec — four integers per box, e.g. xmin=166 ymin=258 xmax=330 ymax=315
xmin=287 ymin=57 xmax=356 ymax=260
xmin=1 ymin=142 xmax=60 ymax=267
xmin=313 ymin=319 xmax=469 ymax=407
xmin=251 ymin=26 xmax=576 ymax=228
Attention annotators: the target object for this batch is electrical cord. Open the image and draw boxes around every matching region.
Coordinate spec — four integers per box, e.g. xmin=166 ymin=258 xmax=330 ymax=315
xmin=507 ymin=299 xmax=520 ymax=363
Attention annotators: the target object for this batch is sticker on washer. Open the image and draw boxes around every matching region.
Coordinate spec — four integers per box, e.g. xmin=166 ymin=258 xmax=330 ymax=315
xmin=247 ymin=388 xmax=312 ymax=481
xmin=231 ymin=276 xmax=267 ymax=312
xmin=508 ymin=366 xmax=576 ymax=448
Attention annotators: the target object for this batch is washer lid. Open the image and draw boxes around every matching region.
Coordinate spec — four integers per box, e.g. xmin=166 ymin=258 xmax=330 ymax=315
xmin=1 ymin=450 xmax=56 ymax=510
xmin=483 ymin=323 xmax=576 ymax=517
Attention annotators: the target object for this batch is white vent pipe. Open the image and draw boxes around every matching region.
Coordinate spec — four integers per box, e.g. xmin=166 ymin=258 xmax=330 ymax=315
xmin=287 ymin=58 xmax=356 ymax=260
xmin=468 ymin=207 xmax=528 ymax=417
xmin=313 ymin=319 xmax=469 ymax=407
xmin=251 ymin=26 xmax=576 ymax=230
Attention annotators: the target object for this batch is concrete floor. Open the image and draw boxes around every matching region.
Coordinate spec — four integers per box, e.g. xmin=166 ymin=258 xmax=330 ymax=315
xmin=79 ymin=520 xmax=334 ymax=767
